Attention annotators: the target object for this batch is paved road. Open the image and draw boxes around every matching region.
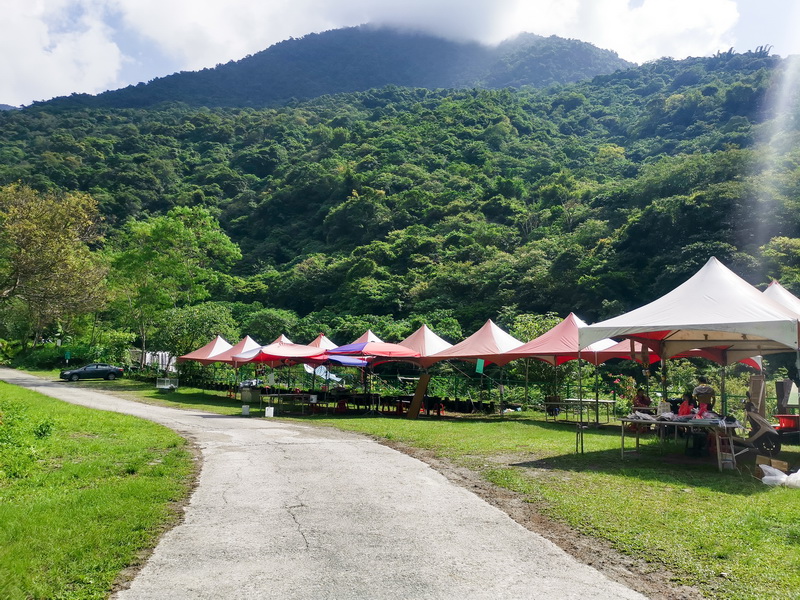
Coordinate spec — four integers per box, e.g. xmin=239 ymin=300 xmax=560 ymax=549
xmin=1 ymin=368 xmax=645 ymax=600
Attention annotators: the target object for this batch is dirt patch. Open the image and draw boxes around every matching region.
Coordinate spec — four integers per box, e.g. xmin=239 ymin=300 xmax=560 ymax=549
xmin=382 ymin=440 xmax=706 ymax=600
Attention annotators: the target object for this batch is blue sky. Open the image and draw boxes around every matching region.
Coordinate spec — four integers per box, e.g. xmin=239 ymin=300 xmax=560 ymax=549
xmin=3 ymin=0 xmax=799 ymax=107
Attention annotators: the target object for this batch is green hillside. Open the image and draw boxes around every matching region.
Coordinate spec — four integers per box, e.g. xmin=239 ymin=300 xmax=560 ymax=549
xmin=1 ymin=47 xmax=799 ymax=348
xmin=38 ymin=27 xmax=632 ymax=110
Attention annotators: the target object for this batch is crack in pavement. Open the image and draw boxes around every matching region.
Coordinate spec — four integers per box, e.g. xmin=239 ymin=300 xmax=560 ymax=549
xmin=285 ymin=502 xmax=311 ymax=550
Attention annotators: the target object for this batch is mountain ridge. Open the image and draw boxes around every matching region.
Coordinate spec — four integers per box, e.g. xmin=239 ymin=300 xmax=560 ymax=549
xmin=37 ymin=26 xmax=634 ymax=110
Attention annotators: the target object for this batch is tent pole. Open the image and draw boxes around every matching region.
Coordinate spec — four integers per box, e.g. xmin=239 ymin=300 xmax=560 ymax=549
xmin=594 ymin=365 xmax=600 ymax=425
xmin=577 ymin=352 xmax=585 ymax=453
xmin=578 ymin=352 xmax=583 ymax=425
xmin=524 ymin=358 xmax=530 ymax=407
xmin=498 ymin=368 xmax=504 ymax=414
xmin=721 ymin=351 xmax=728 ymax=414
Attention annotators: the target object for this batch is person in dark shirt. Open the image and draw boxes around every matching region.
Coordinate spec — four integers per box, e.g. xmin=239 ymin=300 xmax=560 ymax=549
xmin=693 ymin=376 xmax=716 ymax=410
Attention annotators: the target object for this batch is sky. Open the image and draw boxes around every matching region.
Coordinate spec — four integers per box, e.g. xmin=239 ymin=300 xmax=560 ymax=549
xmin=3 ymin=0 xmax=800 ymax=107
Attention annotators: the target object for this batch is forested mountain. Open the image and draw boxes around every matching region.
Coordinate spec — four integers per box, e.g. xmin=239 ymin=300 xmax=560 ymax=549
xmin=2 ymin=47 xmax=799 ymax=341
xmin=39 ymin=27 xmax=632 ymax=110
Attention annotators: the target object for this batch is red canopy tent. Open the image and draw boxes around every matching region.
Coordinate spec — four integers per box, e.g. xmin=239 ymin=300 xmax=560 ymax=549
xmin=232 ymin=340 xmax=327 ymax=367
xmin=176 ymin=335 xmax=232 ymax=365
xmin=327 ymin=341 xmax=421 ymax=360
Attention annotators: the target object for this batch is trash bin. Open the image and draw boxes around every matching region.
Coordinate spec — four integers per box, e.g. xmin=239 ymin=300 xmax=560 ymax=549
xmin=241 ymin=405 xmax=250 ymax=416
xmin=264 ymin=407 xmax=274 ymax=417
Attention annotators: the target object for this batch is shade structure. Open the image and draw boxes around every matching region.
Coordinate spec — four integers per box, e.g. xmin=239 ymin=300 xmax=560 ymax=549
xmin=327 ymin=341 xmax=421 ymax=360
xmin=579 ymin=257 xmax=800 ymax=361
xmin=351 ymin=330 xmax=383 ymax=344
xmin=494 ymin=313 xmax=623 ymax=366
xmin=232 ymin=340 xmax=326 ymax=367
xmin=398 ymin=325 xmax=453 ymax=368
xmin=197 ymin=335 xmax=261 ymax=366
xmin=177 ymin=335 xmax=232 ymax=364
xmin=323 ymin=355 xmax=369 ymax=367
xmin=426 ymin=319 xmax=522 ymax=365
xmin=308 ymin=333 xmax=338 ymax=350
xmin=763 ymin=280 xmax=800 ymax=316
xmin=272 ymin=334 xmax=293 ymax=344
xmin=302 ymin=335 xmax=369 ymax=366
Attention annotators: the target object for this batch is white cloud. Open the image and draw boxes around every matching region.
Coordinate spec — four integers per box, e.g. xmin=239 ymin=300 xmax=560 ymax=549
xmin=113 ymin=0 xmax=346 ymax=70
xmin=1 ymin=0 xmax=123 ymax=106
xmin=566 ymin=0 xmax=740 ymax=63
xmin=2 ymin=0 xmax=748 ymax=106
xmin=111 ymin=0 xmax=741 ymax=67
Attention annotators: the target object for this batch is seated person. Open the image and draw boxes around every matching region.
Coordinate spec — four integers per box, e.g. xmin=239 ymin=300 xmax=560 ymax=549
xmin=633 ymin=388 xmax=652 ymax=408
xmin=677 ymin=392 xmax=696 ymax=416
xmin=693 ymin=376 xmax=716 ymax=410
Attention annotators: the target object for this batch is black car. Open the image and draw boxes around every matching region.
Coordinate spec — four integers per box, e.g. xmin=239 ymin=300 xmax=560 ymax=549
xmin=60 ymin=363 xmax=125 ymax=381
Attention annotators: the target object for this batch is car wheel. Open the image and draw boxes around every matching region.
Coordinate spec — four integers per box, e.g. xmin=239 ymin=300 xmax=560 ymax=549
xmin=69 ymin=374 xmax=79 ymax=382
xmin=106 ymin=373 xmax=116 ymax=380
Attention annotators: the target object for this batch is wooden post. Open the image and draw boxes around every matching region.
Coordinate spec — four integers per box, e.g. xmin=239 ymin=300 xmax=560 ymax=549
xmin=406 ymin=374 xmax=432 ymax=420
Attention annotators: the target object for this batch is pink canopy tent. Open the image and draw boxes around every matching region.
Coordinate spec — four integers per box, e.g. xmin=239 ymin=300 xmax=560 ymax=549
xmin=351 ymin=330 xmax=383 ymax=344
xmin=494 ymin=313 xmax=632 ymax=367
xmin=308 ymin=333 xmax=338 ymax=350
xmin=196 ymin=335 xmax=261 ymax=366
xmin=427 ymin=320 xmax=522 ymax=365
xmin=176 ymin=335 xmax=232 ymax=365
xmin=398 ymin=324 xmax=454 ymax=368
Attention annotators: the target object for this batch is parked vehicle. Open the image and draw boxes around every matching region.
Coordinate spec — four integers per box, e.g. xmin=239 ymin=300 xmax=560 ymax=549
xmin=732 ymin=401 xmax=782 ymax=456
xmin=60 ymin=363 xmax=125 ymax=381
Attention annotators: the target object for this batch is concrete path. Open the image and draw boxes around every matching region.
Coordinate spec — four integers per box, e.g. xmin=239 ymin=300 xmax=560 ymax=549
xmin=1 ymin=368 xmax=645 ymax=600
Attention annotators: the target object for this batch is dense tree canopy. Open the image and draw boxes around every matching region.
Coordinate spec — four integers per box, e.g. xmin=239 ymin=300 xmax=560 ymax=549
xmin=1 ymin=49 xmax=799 ymax=348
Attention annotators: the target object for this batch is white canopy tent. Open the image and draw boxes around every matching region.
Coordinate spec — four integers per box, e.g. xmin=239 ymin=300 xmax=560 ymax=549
xmin=763 ymin=280 xmax=800 ymax=317
xmin=578 ymin=258 xmax=800 ymax=413
xmin=579 ymin=257 xmax=800 ymax=362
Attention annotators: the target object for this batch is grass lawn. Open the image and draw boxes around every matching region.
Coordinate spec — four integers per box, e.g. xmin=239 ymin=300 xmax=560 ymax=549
xmin=0 ymin=379 xmax=195 ymax=600
xmin=12 ymin=371 xmax=800 ymax=599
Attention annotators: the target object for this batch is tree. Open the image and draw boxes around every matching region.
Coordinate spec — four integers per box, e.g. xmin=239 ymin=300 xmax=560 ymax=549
xmin=151 ymin=302 xmax=239 ymax=359
xmin=0 ymin=184 xmax=107 ymax=345
xmin=108 ymin=206 xmax=241 ymax=365
xmin=242 ymin=308 xmax=299 ymax=344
